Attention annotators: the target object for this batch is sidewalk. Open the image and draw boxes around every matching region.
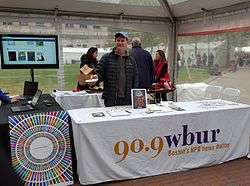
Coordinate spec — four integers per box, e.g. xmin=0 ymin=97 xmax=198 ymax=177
xmin=208 ymin=68 xmax=250 ymax=104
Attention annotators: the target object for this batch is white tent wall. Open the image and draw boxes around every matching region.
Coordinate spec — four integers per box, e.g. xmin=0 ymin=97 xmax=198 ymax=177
xmin=55 ymin=17 xmax=64 ymax=91
xmin=176 ymin=10 xmax=250 ymax=104
xmin=167 ymin=21 xmax=177 ymax=101
xmin=59 ymin=16 xmax=170 ymax=34
xmin=1 ymin=0 xmax=250 ymax=99
xmin=0 ymin=11 xmax=170 ymax=92
xmin=177 ymin=9 xmax=250 ymax=35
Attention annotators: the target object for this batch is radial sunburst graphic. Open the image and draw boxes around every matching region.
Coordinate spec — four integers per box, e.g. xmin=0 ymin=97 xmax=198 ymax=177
xmin=9 ymin=111 xmax=73 ymax=185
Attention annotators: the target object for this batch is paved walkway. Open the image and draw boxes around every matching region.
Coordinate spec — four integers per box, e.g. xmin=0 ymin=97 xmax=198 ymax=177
xmin=207 ymin=67 xmax=250 ymax=104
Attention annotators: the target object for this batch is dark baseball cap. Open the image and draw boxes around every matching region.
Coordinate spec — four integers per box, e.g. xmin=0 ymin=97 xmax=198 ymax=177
xmin=115 ymin=32 xmax=128 ymax=40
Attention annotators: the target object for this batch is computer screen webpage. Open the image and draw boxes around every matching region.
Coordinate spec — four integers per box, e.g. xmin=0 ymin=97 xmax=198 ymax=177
xmin=1 ymin=35 xmax=59 ymax=69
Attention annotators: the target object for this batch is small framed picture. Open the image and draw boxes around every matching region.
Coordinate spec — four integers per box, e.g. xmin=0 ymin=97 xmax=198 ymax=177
xmin=131 ymin=89 xmax=147 ymax=109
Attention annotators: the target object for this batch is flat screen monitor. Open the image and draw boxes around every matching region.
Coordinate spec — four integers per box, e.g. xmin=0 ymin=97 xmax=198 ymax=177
xmin=0 ymin=34 xmax=59 ymax=69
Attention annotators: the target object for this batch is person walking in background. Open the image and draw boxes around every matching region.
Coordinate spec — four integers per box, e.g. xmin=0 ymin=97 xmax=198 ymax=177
xmin=154 ymin=50 xmax=170 ymax=102
xmin=180 ymin=46 xmax=185 ymax=67
xmin=176 ymin=51 xmax=181 ymax=78
xmin=77 ymin=47 xmax=98 ymax=90
xmin=196 ymin=51 xmax=202 ymax=67
xmin=202 ymin=52 xmax=208 ymax=66
xmin=131 ymin=37 xmax=154 ymax=89
xmin=187 ymin=56 xmax=192 ymax=67
xmin=190 ymin=53 xmax=195 ymax=66
xmin=96 ymin=32 xmax=139 ymax=107
xmin=208 ymin=52 xmax=214 ymax=67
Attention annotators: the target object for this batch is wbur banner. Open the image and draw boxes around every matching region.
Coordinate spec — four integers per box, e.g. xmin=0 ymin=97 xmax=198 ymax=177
xmin=70 ymin=106 xmax=250 ymax=185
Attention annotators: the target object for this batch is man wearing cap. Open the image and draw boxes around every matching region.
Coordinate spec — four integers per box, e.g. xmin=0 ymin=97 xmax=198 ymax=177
xmin=96 ymin=32 xmax=139 ymax=107
xmin=131 ymin=37 xmax=154 ymax=89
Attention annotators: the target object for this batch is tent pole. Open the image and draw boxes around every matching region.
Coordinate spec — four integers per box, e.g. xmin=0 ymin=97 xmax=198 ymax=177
xmin=158 ymin=0 xmax=177 ymax=101
xmin=169 ymin=21 xmax=177 ymax=101
xmin=158 ymin=0 xmax=175 ymax=23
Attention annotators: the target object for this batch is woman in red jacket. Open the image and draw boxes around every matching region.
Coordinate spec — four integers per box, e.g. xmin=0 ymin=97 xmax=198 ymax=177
xmin=154 ymin=50 xmax=170 ymax=102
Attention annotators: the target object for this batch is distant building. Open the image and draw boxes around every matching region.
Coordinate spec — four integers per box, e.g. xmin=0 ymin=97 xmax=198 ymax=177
xmin=63 ymin=47 xmax=111 ymax=64
xmin=0 ymin=18 xmax=109 ymax=48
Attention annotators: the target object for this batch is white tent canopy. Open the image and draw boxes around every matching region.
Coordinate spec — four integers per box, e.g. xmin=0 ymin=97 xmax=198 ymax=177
xmin=0 ymin=0 xmax=250 ymax=34
xmin=0 ymin=0 xmax=250 ymax=92
xmin=0 ymin=0 xmax=248 ymax=18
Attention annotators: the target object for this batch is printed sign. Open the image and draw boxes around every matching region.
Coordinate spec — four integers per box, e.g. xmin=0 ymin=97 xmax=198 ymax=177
xmin=9 ymin=111 xmax=73 ymax=185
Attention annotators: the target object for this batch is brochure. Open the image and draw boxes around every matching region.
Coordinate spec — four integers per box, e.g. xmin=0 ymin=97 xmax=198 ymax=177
xmin=80 ymin=64 xmax=93 ymax=75
xmin=106 ymin=110 xmax=130 ymax=117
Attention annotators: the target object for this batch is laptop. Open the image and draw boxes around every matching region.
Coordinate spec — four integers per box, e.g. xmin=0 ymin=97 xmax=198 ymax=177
xmin=18 ymin=95 xmax=32 ymax=101
xmin=11 ymin=89 xmax=42 ymax=113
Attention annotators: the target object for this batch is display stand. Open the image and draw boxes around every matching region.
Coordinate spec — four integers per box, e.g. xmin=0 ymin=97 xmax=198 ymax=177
xmin=23 ymin=69 xmax=38 ymax=96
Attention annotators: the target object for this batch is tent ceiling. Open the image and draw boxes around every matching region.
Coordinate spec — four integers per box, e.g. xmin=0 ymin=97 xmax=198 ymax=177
xmin=0 ymin=0 xmax=249 ymax=19
xmin=0 ymin=0 xmax=168 ymax=19
xmin=172 ymin=0 xmax=250 ymax=17
xmin=76 ymin=0 xmax=161 ymax=6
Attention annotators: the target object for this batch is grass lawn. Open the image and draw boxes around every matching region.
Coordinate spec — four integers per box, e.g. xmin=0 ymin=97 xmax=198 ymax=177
xmin=177 ymin=66 xmax=210 ymax=84
xmin=0 ymin=64 xmax=80 ymax=95
xmin=0 ymin=64 xmax=210 ymax=95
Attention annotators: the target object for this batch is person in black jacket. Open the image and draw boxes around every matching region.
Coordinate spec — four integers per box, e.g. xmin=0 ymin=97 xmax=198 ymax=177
xmin=96 ymin=32 xmax=139 ymax=107
xmin=77 ymin=47 xmax=98 ymax=90
xmin=131 ymin=37 xmax=154 ymax=89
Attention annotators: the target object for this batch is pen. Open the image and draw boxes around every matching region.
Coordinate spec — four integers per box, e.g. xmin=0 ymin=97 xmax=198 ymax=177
xmin=125 ymin=110 xmax=131 ymax=113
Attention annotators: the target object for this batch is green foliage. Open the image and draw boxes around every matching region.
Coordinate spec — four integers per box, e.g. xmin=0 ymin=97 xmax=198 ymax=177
xmin=0 ymin=69 xmax=58 ymax=95
xmin=64 ymin=64 xmax=80 ymax=90
xmin=0 ymin=64 xmax=80 ymax=94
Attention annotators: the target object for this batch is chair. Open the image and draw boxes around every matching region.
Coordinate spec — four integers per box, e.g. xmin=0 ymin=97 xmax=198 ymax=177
xmin=176 ymin=83 xmax=209 ymax=101
xmin=221 ymin=88 xmax=240 ymax=102
xmin=204 ymin=85 xmax=223 ymax=100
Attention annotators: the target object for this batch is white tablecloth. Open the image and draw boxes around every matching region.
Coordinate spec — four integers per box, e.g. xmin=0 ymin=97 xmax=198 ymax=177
xmin=68 ymin=100 xmax=250 ymax=185
xmin=52 ymin=91 xmax=104 ymax=110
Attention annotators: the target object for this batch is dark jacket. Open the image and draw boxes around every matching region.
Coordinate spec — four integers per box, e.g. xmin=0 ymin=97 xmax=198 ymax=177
xmin=131 ymin=46 xmax=154 ymax=89
xmin=96 ymin=48 xmax=139 ymax=107
xmin=0 ymin=90 xmax=11 ymax=104
xmin=77 ymin=54 xmax=98 ymax=90
xmin=80 ymin=54 xmax=98 ymax=69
